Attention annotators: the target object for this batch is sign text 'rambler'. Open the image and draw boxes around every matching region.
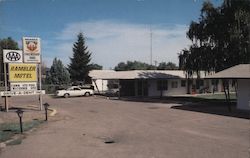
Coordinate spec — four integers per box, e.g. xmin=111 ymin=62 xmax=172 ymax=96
xmin=9 ymin=64 xmax=37 ymax=82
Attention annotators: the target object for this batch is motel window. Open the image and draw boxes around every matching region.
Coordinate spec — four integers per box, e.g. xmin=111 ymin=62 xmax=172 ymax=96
xmin=200 ymin=80 xmax=204 ymax=86
xmin=196 ymin=79 xmax=204 ymax=89
xmin=157 ymin=80 xmax=168 ymax=90
xmin=181 ymin=80 xmax=186 ymax=87
xmin=171 ymin=81 xmax=178 ymax=88
xmin=212 ymin=79 xmax=219 ymax=85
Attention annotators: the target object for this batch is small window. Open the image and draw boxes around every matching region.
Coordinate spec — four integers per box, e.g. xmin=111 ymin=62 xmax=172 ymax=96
xmin=181 ymin=80 xmax=186 ymax=87
xmin=171 ymin=81 xmax=178 ymax=88
xmin=196 ymin=79 xmax=204 ymax=89
xmin=157 ymin=80 xmax=168 ymax=90
xmin=200 ymin=80 xmax=204 ymax=86
xmin=212 ymin=79 xmax=218 ymax=85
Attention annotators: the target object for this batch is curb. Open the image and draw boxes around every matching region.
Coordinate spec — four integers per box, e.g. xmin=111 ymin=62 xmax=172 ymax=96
xmin=0 ymin=142 xmax=6 ymax=152
xmin=0 ymin=108 xmax=57 ymax=152
xmin=48 ymin=108 xmax=57 ymax=116
xmin=0 ymin=132 xmax=25 ymax=152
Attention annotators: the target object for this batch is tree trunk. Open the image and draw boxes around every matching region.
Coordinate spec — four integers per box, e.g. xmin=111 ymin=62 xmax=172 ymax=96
xmin=223 ymin=80 xmax=231 ymax=112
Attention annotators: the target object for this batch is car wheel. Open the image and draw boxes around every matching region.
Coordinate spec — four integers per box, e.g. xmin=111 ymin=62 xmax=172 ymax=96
xmin=115 ymin=91 xmax=119 ymax=96
xmin=85 ymin=92 xmax=90 ymax=96
xmin=64 ymin=93 xmax=70 ymax=98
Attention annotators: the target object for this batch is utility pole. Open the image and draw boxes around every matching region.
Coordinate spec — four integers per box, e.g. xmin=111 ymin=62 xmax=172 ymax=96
xmin=248 ymin=23 xmax=250 ymax=64
xmin=150 ymin=26 xmax=153 ymax=66
xmin=154 ymin=60 xmax=157 ymax=70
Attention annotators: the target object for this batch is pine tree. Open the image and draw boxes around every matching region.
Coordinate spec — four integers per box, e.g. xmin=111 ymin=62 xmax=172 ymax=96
xmin=68 ymin=33 xmax=91 ymax=82
xmin=47 ymin=58 xmax=70 ymax=85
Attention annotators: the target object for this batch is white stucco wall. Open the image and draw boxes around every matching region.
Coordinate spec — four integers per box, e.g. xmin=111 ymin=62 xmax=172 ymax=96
xmin=148 ymin=79 xmax=187 ymax=97
xmin=148 ymin=80 xmax=160 ymax=96
xmin=237 ymin=79 xmax=250 ymax=110
xmin=206 ymin=79 xmax=235 ymax=93
xmin=92 ymin=79 xmax=108 ymax=93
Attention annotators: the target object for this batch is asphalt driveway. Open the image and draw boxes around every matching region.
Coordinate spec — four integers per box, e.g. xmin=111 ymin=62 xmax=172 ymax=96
xmin=0 ymin=95 xmax=249 ymax=158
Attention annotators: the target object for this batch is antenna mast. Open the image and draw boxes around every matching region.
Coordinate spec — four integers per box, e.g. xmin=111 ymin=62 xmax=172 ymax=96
xmin=150 ymin=26 xmax=153 ymax=66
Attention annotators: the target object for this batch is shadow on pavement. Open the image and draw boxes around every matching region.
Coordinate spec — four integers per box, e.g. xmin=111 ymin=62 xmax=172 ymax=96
xmin=119 ymin=97 xmax=250 ymax=119
xmin=171 ymin=102 xmax=250 ymax=119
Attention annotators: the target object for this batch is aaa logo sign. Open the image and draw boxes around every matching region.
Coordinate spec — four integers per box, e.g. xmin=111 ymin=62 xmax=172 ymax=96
xmin=3 ymin=50 xmax=23 ymax=63
xmin=9 ymin=64 xmax=37 ymax=82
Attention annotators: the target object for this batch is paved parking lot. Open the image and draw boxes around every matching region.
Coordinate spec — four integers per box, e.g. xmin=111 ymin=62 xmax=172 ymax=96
xmin=0 ymin=95 xmax=249 ymax=158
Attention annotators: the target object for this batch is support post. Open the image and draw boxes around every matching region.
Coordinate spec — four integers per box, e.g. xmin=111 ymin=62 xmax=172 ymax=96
xmin=19 ymin=116 xmax=23 ymax=133
xmin=118 ymin=80 xmax=121 ymax=99
xmin=93 ymin=79 xmax=100 ymax=94
xmin=4 ymin=63 xmax=9 ymax=112
xmin=39 ymin=64 xmax=43 ymax=111
xmin=223 ymin=80 xmax=231 ymax=112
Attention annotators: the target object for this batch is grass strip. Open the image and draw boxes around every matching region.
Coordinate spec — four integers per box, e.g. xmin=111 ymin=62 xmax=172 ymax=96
xmin=0 ymin=120 xmax=44 ymax=143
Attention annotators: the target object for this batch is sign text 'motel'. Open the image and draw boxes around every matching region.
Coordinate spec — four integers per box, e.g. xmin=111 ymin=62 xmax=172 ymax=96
xmin=9 ymin=63 xmax=37 ymax=82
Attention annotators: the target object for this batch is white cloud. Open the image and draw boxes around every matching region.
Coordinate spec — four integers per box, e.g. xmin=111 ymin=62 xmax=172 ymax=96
xmin=45 ymin=20 xmax=191 ymax=69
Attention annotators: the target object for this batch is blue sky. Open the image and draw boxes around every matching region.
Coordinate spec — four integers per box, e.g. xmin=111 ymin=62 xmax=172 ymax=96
xmin=0 ymin=0 xmax=222 ymax=69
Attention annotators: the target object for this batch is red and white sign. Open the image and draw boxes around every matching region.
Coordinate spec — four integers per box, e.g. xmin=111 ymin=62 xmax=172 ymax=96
xmin=23 ymin=37 xmax=41 ymax=63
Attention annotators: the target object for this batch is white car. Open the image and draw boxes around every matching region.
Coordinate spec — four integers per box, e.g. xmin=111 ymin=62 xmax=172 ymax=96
xmin=56 ymin=86 xmax=94 ymax=98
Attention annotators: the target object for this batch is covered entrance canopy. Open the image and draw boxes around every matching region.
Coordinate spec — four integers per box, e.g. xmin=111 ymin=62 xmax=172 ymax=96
xmin=206 ymin=64 xmax=250 ymax=110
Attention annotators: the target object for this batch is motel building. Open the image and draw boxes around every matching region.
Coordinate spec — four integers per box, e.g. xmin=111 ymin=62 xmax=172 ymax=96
xmin=206 ymin=64 xmax=250 ymax=110
xmin=89 ymin=70 xmax=230 ymax=97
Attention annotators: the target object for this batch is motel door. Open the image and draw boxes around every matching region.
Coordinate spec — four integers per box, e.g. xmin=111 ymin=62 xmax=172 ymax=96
xmin=137 ymin=80 xmax=148 ymax=97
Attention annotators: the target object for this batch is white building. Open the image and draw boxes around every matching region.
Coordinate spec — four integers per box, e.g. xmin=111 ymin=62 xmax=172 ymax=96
xmin=89 ymin=70 xmax=217 ymax=97
xmin=206 ymin=64 xmax=250 ymax=110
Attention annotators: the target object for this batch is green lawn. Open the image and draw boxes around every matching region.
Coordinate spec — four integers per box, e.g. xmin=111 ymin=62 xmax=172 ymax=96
xmin=153 ymin=93 xmax=237 ymax=103
xmin=0 ymin=120 xmax=44 ymax=144
xmin=195 ymin=93 xmax=236 ymax=100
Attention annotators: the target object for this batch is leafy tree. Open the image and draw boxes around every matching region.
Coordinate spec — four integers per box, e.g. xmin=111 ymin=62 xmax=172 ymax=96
xmin=0 ymin=37 xmax=19 ymax=82
xmin=41 ymin=62 xmax=48 ymax=84
xmin=179 ymin=0 xmax=250 ymax=110
xmin=68 ymin=33 xmax=92 ymax=82
xmin=157 ymin=62 xmax=178 ymax=70
xmin=115 ymin=61 xmax=179 ymax=71
xmin=89 ymin=63 xmax=103 ymax=70
xmin=46 ymin=58 xmax=70 ymax=85
xmin=114 ymin=60 xmax=156 ymax=71
xmin=114 ymin=62 xmax=127 ymax=71
xmin=0 ymin=37 xmax=19 ymax=50
xmin=179 ymin=0 xmax=250 ymax=74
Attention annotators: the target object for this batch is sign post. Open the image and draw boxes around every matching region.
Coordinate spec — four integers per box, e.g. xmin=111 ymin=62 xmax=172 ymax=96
xmin=22 ymin=37 xmax=43 ymax=110
xmin=39 ymin=64 xmax=43 ymax=110
xmin=4 ymin=63 xmax=8 ymax=112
